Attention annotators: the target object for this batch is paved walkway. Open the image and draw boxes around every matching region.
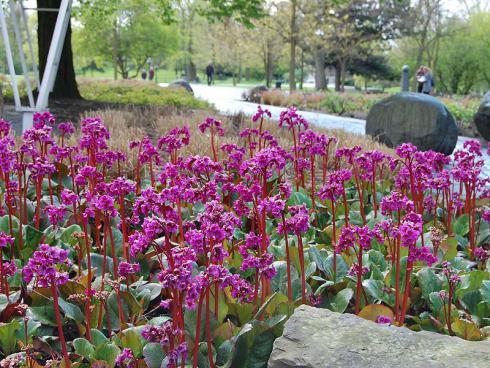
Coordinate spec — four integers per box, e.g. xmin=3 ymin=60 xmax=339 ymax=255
xmin=162 ymin=83 xmax=490 ymax=172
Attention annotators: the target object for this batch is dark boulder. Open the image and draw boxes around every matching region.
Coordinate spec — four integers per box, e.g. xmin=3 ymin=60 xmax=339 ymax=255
xmin=168 ymin=80 xmax=193 ymax=94
xmin=243 ymin=85 xmax=268 ymax=103
xmin=474 ymin=92 xmax=490 ymax=140
xmin=366 ymin=92 xmax=458 ymax=155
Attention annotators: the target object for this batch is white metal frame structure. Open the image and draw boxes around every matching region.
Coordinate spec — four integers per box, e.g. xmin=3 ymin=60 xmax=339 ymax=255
xmin=0 ymin=0 xmax=72 ymax=130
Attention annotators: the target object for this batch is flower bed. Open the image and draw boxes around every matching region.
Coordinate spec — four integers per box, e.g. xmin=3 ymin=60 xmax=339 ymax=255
xmin=0 ymin=106 xmax=488 ymax=368
xmin=261 ymin=90 xmax=481 ymax=130
xmin=0 ymin=76 xmax=210 ymax=111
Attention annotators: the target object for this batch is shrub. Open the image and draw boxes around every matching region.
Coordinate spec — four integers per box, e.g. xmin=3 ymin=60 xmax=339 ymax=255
xmin=77 ymin=78 xmax=210 ymax=109
xmin=0 ymin=76 xmax=210 ymax=110
xmin=440 ymin=96 xmax=480 ymax=129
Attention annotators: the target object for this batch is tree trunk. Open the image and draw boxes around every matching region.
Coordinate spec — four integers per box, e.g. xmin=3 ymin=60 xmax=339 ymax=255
xmin=265 ymin=54 xmax=273 ymax=88
xmin=185 ymin=61 xmax=197 ymax=82
xmin=37 ymin=0 xmax=81 ymax=99
xmin=112 ymin=20 xmax=118 ymax=80
xmin=299 ymin=48 xmax=304 ymax=90
xmin=288 ymin=0 xmax=297 ymax=92
xmin=314 ymin=48 xmax=327 ymax=90
xmin=335 ymin=62 xmax=341 ymax=92
xmin=339 ymin=58 xmax=347 ymax=92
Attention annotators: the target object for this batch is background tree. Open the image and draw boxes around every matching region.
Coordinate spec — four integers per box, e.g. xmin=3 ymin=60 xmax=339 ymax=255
xmin=270 ymin=0 xmax=306 ymax=91
xmin=389 ymin=2 xmax=490 ymax=94
xmin=247 ymin=11 xmax=285 ymax=87
xmin=75 ymin=0 xmax=179 ymax=79
xmin=38 ymin=0 xmax=80 ymax=98
xmin=38 ymin=0 xmax=265 ymax=100
xmin=323 ymin=0 xmax=410 ymax=91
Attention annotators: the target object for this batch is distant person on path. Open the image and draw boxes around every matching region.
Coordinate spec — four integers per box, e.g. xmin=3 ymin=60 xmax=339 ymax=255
xmin=142 ymin=69 xmax=147 ymax=80
xmin=416 ymin=66 xmax=435 ymax=95
xmin=206 ymin=63 xmax=214 ymax=86
xmin=149 ymin=65 xmax=155 ymax=81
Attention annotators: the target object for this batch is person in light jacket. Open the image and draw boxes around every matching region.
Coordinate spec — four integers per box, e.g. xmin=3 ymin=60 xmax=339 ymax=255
xmin=416 ymin=66 xmax=435 ymax=95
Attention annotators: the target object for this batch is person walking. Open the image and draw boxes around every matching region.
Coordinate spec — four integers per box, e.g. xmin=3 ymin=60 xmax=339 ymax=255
xmin=205 ymin=63 xmax=214 ymax=86
xmin=141 ymin=69 xmax=147 ymax=80
xmin=416 ymin=66 xmax=435 ymax=95
xmin=149 ymin=65 xmax=155 ymax=81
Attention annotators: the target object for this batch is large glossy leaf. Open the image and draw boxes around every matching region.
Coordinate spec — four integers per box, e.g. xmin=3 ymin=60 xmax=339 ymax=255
xmin=29 ymin=304 xmax=57 ymax=326
xmin=185 ymin=301 xmax=216 ymax=343
xmin=59 ymin=298 xmax=85 ymax=322
xmin=106 ymin=226 xmax=123 ymax=258
xmin=457 ymin=271 xmax=489 ymax=298
xmin=0 ymin=319 xmax=20 ymax=355
xmin=245 ymin=330 xmax=276 ymax=368
xmin=358 ymin=304 xmax=394 ymax=321
xmin=459 ymin=290 xmax=483 ymax=316
xmin=481 ymin=280 xmax=490 ymax=305
xmin=363 ymin=279 xmax=395 ymax=307
xmin=0 ymin=295 xmax=9 ymax=314
xmin=0 ymin=215 xmax=19 ymax=236
xmin=314 ymin=280 xmax=334 ymax=296
xmin=326 ymin=288 xmax=353 ymax=313
xmin=389 ymin=256 xmax=408 ymax=290
xmin=477 ymin=221 xmax=490 ymax=245
xmin=59 ymin=224 xmax=82 ymax=246
xmin=136 ymin=283 xmax=162 ymax=302
xmin=94 ymin=343 xmax=121 ymax=367
xmin=441 ymin=237 xmax=458 ymax=261
xmin=271 ymin=261 xmax=299 ymax=296
xmin=229 ymin=318 xmax=285 ymax=368
xmin=308 ymin=246 xmax=328 ymax=274
xmin=325 ymin=254 xmax=348 ymax=281
xmin=106 ymin=291 xmax=142 ymax=330
xmin=452 ymin=319 xmax=483 ymax=341
xmin=85 ymin=253 xmax=115 ymax=278
xmin=287 ymin=189 xmax=311 ymax=209
xmin=417 ymin=268 xmax=443 ymax=300
xmin=90 ymin=329 xmax=110 ymax=346
xmin=143 ymin=343 xmax=165 ymax=368
xmin=453 ymin=214 xmax=470 ymax=237
xmin=21 ymin=225 xmax=43 ymax=259
xmin=116 ymin=327 xmax=146 ymax=357
xmin=367 ymin=250 xmax=388 ymax=272
xmin=73 ymin=337 xmax=95 ymax=359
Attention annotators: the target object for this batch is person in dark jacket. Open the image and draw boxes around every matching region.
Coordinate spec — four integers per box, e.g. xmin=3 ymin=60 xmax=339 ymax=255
xmin=205 ymin=63 xmax=214 ymax=86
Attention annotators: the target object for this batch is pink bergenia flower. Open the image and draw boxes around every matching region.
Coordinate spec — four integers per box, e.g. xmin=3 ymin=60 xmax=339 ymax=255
xmin=0 ymin=232 xmax=14 ymax=248
xmin=43 ymin=205 xmax=67 ymax=225
xmin=252 ymin=105 xmax=271 ymax=122
xmin=198 ymin=117 xmax=224 ymax=136
xmin=115 ymin=348 xmax=136 ymax=368
xmin=278 ymin=106 xmax=308 ymax=130
xmin=22 ymin=244 xmax=71 ymax=287
xmin=118 ymin=262 xmax=140 ymax=278
xmin=57 ymin=122 xmax=75 ymax=136
xmin=375 ymin=315 xmax=392 ymax=324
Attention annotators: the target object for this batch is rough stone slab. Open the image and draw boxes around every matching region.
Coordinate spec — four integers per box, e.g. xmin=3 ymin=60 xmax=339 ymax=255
xmin=268 ymin=305 xmax=490 ymax=368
